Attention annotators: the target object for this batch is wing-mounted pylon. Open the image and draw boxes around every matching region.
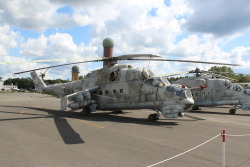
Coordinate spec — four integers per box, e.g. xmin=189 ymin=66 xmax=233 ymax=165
xmin=61 ymin=86 xmax=99 ymax=111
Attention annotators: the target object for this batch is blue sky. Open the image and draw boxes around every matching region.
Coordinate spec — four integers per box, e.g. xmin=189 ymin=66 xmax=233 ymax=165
xmin=220 ymin=31 xmax=250 ymax=52
xmin=0 ymin=0 xmax=250 ymax=79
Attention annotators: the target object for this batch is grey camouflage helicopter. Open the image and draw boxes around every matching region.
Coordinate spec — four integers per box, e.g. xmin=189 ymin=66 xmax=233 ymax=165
xmin=173 ymin=68 xmax=250 ymax=115
xmin=14 ymin=38 xmax=239 ymax=121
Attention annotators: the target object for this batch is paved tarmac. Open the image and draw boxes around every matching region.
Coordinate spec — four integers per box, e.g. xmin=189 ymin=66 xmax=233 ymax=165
xmin=0 ymin=93 xmax=250 ymax=167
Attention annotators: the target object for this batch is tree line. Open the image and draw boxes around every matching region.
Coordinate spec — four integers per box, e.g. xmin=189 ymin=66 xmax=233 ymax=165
xmin=168 ymin=66 xmax=250 ymax=83
xmin=208 ymin=66 xmax=250 ymax=83
xmin=4 ymin=78 xmax=69 ymax=90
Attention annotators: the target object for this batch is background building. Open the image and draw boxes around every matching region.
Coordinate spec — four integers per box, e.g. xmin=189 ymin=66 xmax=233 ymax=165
xmin=0 ymin=77 xmax=3 ymax=90
xmin=0 ymin=77 xmax=19 ymax=91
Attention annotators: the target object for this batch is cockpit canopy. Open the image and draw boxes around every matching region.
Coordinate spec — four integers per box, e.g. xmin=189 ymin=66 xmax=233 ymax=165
xmin=144 ymin=77 xmax=170 ymax=87
xmin=227 ymin=84 xmax=244 ymax=92
xmin=144 ymin=77 xmax=193 ymax=99
xmin=166 ymin=84 xmax=192 ymax=98
xmin=244 ymin=89 xmax=250 ymax=95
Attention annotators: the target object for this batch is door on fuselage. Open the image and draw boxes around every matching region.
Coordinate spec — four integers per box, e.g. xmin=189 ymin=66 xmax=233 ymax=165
xmin=140 ymin=78 xmax=157 ymax=102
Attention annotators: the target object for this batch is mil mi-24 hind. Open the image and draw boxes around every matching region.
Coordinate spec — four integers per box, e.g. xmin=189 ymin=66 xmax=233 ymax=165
xmin=30 ymin=63 xmax=193 ymax=121
xmin=14 ymin=38 xmax=239 ymax=121
xmin=174 ymin=68 xmax=250 ymax=115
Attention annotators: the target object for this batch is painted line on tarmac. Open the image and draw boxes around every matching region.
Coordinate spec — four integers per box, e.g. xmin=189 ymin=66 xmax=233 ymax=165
xmin=80 ymin=120 xmax=105 ymax=129
xmin=19 ymin=111 xmax=26 ymax=115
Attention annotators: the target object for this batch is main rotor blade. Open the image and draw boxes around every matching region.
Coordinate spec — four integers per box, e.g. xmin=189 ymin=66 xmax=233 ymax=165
xmin=125 ymin=58 xmax=239 ymax=66
xmin=116 ymin=54 xmax=161 ymax=60
xmin=160 ymin=71 xmax=190 ymax=77
xmin=14 ymin=59 xmax=103 ymax=75
xmin=1 ymin=58 xmax=100 ymax=64
xmin=4 ymin=54 xmax=160 ymax=65
xmin=13 ymin=55 xmax=239 ymax=75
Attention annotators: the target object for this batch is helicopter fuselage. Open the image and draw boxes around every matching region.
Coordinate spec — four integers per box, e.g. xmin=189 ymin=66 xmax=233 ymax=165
xmin=175 ymin=77 xmax=250 ymax=112
xmin=32 ymin=64 xmax=194 ymax=118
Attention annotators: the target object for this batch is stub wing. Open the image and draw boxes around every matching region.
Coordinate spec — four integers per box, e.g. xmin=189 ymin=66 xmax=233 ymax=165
xmin=60 ymin=86 xmax=99 ymax=111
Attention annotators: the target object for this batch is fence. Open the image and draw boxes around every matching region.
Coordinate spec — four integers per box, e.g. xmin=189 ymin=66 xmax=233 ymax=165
xmin=147 ymin=130 xmax=250 ymax=167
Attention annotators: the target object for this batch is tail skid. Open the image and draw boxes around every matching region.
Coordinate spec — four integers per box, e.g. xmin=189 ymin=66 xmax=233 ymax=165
xmin=30 ymin=71 xmax=46 ymax=93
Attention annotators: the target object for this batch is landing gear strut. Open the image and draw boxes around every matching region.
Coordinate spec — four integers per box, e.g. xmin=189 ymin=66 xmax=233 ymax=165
xmin=80 ymin=107 xmax=91 ymax=116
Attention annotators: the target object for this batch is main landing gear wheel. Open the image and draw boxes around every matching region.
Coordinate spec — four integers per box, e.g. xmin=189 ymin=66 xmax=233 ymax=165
xmin=229 ymin=109 xmax=236 ymax=115
xmin=192 ymin=106 xmax=201 ymax=110
xmin=81 ymin=107 xmax=91 ymax=116
xmin=111 ymin=110 xmax=123 ymax=114
xmin=148 ymin=114 xmax=159 ymax=121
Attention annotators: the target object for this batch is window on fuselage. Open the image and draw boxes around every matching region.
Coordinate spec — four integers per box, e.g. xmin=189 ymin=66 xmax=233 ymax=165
xmin=161 ymin=77 xmax=170 ymax=85
xmin=235 ymin=85 xmax=243 ymax=92
xmin=144 ymin=79 xmax=154 ymax=86
xmin=119 ymin=89 xmax=123 ymax=93
xmin=144 ymin=78 xmax=165 ymax=87
xmin=155 ymin=77 xmax=165 ymax=87
xmin=227 ymin=85 xmax=243 ymax=92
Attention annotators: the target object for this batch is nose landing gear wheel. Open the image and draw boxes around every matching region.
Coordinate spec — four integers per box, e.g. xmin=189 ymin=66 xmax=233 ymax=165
xmin=229 ymin=109 xmax=236 ymax=115
xmin=148 ymin=114 xmax=159 ymax=121
xmin=81 ymin=107 xmax=91 ymax=116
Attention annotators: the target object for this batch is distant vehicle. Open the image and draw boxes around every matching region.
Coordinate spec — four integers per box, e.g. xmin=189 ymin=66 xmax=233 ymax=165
xmin=174 ymin=68 xmax=250 ymax=114
xmin=12 ymin=88 xmax=20 ymax=92
xmin=18 ymin=89 xmax=26 ymax=92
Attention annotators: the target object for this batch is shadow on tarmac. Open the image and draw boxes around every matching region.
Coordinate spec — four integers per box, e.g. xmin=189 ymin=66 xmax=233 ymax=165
xmin=0 ymin=105 xmax=186 ymax=145
xmin=54 ymin=117 xmax=85 ymax=144
xmin=1 ymin=104 xmax=249 ymax=145
xmin=0 ymin=105 xmax=180 ymax=126
xmin=190 ymin=109 xmax=250 ymax=117
xmin=0 ymin=106 xmax=85 ymax=145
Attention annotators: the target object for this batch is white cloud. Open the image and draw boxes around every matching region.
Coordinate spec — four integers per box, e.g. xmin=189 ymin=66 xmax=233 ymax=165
xmin=0 ymin=26 xmax=98 ymax=79
xmin=0 ymin=0 xmax=91 ymax=31
xmin=0 ymin=25 xmax=20 ymax=51
xmin=0 ymin=0 xmax=250 ymax=80
xmin=18 ymin=33 xmax=99 ymax=78
xmin=184 ymin=0 xmax=250 ymax=36
xmin=20 ymin=33 xmax=98 ymax=59
xmin=231 ymin=47 xmax=250 ymax=68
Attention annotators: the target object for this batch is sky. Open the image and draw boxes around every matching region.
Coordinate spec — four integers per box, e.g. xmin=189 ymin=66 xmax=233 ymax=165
xmin=0 ymin=0 xmax=250 ymax=80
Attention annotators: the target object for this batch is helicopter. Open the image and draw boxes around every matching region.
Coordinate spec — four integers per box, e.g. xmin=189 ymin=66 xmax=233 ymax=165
xmin=173 ymin=68 xmax=250 ymax=115
xmin=14 ymin=38 xmax=239 ymax=121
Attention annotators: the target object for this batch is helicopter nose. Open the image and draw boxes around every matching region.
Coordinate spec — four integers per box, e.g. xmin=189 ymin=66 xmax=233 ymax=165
xmin=180 ymin=98 xmax=194 ymax=105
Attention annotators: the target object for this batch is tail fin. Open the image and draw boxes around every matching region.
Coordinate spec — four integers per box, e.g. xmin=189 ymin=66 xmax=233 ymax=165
xmin=30 ymin=71 xmax=46 ymax=93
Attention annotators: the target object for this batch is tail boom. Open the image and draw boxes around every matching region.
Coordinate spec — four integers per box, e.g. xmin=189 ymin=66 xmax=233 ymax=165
xmin=30 ymin=71 xmax=46 ymax=93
